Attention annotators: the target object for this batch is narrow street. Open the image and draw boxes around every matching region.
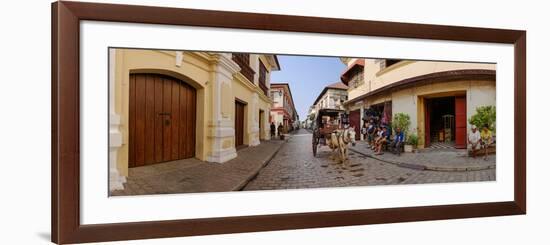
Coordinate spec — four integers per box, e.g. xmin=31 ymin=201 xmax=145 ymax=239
xmin=243 ymin=128 xmax=495 ymax=191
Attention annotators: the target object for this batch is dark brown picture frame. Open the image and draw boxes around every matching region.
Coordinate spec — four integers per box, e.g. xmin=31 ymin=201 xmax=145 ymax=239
xmin=51 ymin=1 xmax=526 ymax=244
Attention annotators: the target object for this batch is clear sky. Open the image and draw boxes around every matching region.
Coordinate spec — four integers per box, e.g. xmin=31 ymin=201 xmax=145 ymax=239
xmin=271 ymin=55 xmax=346 ymax=120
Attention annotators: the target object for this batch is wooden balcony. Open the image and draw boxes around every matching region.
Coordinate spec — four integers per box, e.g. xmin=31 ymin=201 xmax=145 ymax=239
xmin=259 ymin=80 xmax=269 ymax=97
xmin=258 ymin=61 xmax=269 ymax=96
xmin=232 ymin=53 xmax=255 ymax=83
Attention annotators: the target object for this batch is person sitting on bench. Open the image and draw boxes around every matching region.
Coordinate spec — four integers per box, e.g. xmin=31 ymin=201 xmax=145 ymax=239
xmin=390 ymin=127 xmax=405 ymax=155
xmin=374 ymin=125 xmax=388 ymax=155
xmin=468 ymin=125 xmax=481 ymax=158
xmin=480 ymin=124 xmax=493 ymax=161
xmin=371 ymin=126 xmax=382 ymax=150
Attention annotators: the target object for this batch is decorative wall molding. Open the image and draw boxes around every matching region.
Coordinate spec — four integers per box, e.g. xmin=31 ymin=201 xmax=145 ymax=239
xmin=108 ymin=49 xmax=126 ymax=191
xmin=175 ymin=51 xmax=183 ymax=67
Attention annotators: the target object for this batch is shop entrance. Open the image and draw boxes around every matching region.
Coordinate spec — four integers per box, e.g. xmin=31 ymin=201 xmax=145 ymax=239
xmin=364 ymin=101 xmax=392 ymax=125
xmin=424 ymin=95 xmax=466 ymax=149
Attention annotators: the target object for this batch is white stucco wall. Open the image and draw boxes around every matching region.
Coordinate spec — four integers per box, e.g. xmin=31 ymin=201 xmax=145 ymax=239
xmin=390 ymin=79 xmax=496 ymax=138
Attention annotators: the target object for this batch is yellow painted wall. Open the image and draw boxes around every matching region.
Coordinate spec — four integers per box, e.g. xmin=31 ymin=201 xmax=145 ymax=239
xmin=346 ymin=102 xmax=363 ymax=111
xmin=259 ymin=99 xmax=271 ymax=140
xmin=232 ymin=74 xmax=273 ymax=145
xmin=112 ymin=49 xmax=274 ymax=176
xmin=346 ymin=59 xmax=496 ymax=102
xmin=372 ymin=61 xmax=495 ymax=93
xmin=232 ymin=76 xmax=252 ymax=145
xmin=113 ymin=49 xmax=212 ymax=176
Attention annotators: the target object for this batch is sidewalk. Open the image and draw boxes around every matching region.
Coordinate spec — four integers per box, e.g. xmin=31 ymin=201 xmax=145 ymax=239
xmin=349 ymin=141 xmax=495 ymax=172
xmin=111 ymin=140 xmax=285 ymax=196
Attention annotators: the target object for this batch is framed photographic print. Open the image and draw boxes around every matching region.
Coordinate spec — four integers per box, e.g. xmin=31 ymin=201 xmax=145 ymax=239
xmin=52 ymin=1 xmax=526 ymax=244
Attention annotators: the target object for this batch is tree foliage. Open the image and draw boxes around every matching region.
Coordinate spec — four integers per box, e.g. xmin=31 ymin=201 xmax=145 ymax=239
xmin=468 ymin=105 xmax=496 ymax=131
xmin=392 ymin=113 xmax=411 ymax=133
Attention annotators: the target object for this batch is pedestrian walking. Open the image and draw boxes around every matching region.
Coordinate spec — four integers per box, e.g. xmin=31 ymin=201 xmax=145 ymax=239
xmin=277 ymin=123 xmax=284 ymax=139
xmin=270 ymin=122 xmax=276 ymax=138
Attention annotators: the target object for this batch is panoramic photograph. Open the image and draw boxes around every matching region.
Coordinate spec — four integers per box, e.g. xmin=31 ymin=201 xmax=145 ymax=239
xmin=108 ymin=48 xmax=497 ymax=196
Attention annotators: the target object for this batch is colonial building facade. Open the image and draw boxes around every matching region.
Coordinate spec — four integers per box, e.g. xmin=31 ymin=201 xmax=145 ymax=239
xmin=304 ymin=105 xmax=316 ymax=129
xmin=312 ymin=82 xmax=348 ymax=111
xmin=340 ymin=58 xmax=496 ymax=149
xmin=109 ymin=49 xmax=279 ymax=190
xmin=270 ymin=83 xmax=299 ymax=135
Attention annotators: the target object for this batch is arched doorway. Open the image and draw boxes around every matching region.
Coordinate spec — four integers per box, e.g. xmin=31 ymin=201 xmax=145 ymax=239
xmin=128 ymin=73 xmax=197 ymax=167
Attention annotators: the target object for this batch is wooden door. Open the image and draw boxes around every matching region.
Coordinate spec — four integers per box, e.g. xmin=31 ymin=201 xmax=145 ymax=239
xmin=424 ymin=98 xmax=431 ymax=147
xmin=349 ymin=110 xmax=361 ymax=140
xmin=129 ymin=74 xmax=196 ymax=167
xmin=235 ymin=101 xmax=246 ymax=147
xmin=454 ymin=96 xmax=467 ymax=149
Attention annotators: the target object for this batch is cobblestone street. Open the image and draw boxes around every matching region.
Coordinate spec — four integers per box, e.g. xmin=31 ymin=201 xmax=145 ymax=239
xmin=243 ymin=129 xmax=495 ymax=191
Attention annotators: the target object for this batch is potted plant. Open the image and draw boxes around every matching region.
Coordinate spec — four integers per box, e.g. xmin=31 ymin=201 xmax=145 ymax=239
xmin=392 ymin=113 xmax=413 ymax=153
xmin=405 ymin=133 xmax=418 ymax=153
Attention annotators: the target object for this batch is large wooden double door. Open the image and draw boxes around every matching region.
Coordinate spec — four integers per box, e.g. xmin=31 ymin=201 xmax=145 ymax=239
xmin=129 ymin=73 xmax=196 ymax=167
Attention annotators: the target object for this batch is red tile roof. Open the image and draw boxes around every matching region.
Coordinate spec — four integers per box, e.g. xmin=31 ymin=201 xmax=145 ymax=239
xmin=326 ymin=81 xmax=349 ymax=90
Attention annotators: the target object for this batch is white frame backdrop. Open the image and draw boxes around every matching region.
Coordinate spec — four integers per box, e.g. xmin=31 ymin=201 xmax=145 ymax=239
xmin=80 ymin=20 xmax=514 ymax=225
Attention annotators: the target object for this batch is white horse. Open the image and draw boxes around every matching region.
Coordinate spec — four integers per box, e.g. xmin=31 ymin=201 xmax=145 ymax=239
xmin=337 ymin=127 xmax=357 ymax=166
xmin=327 ymin=127 xmax=356 ymax=166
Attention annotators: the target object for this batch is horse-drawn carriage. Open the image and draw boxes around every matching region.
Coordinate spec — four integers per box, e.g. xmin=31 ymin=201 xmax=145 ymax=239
xmin=312 ymin=108 xmax=355 ymax=158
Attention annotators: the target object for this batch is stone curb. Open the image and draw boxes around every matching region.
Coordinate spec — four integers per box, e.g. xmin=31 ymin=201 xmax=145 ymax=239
xmin=349 ymin=148 xmax=495 ymax=172
xmin=232 ymin=140 xmax=286 ymax=191
xmin=425 ymin=164 xmax=496 ymax=172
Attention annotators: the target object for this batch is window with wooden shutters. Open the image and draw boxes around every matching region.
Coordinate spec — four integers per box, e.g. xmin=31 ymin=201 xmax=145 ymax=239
xmin=348 ymin=67 xmax=364 ymax=88
xmin=258 ymin=61 xmax=269 ymax=96
xmin=232 ymin=53 xmax=255 ymax=83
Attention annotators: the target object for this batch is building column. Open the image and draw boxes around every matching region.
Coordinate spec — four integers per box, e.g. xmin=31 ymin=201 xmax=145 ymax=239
xmin=206 ymin=53 xmax=240 ymax=163
xmin=248 ymin=93 xmax=260 ymax=146
xmin=108 ymin=49 xmax=126 ymax=191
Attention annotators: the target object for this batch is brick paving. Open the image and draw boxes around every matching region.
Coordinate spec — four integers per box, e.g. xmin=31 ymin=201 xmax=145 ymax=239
xmin=111 ymin=129 xmax=497 ymax=195
xmin=243 ymin=129 xmax=495 ymax=191
xmin=111 ymin=140 xmax=284 ymax=196
xmin=349 ymin=141 xmax=496 ymax=171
